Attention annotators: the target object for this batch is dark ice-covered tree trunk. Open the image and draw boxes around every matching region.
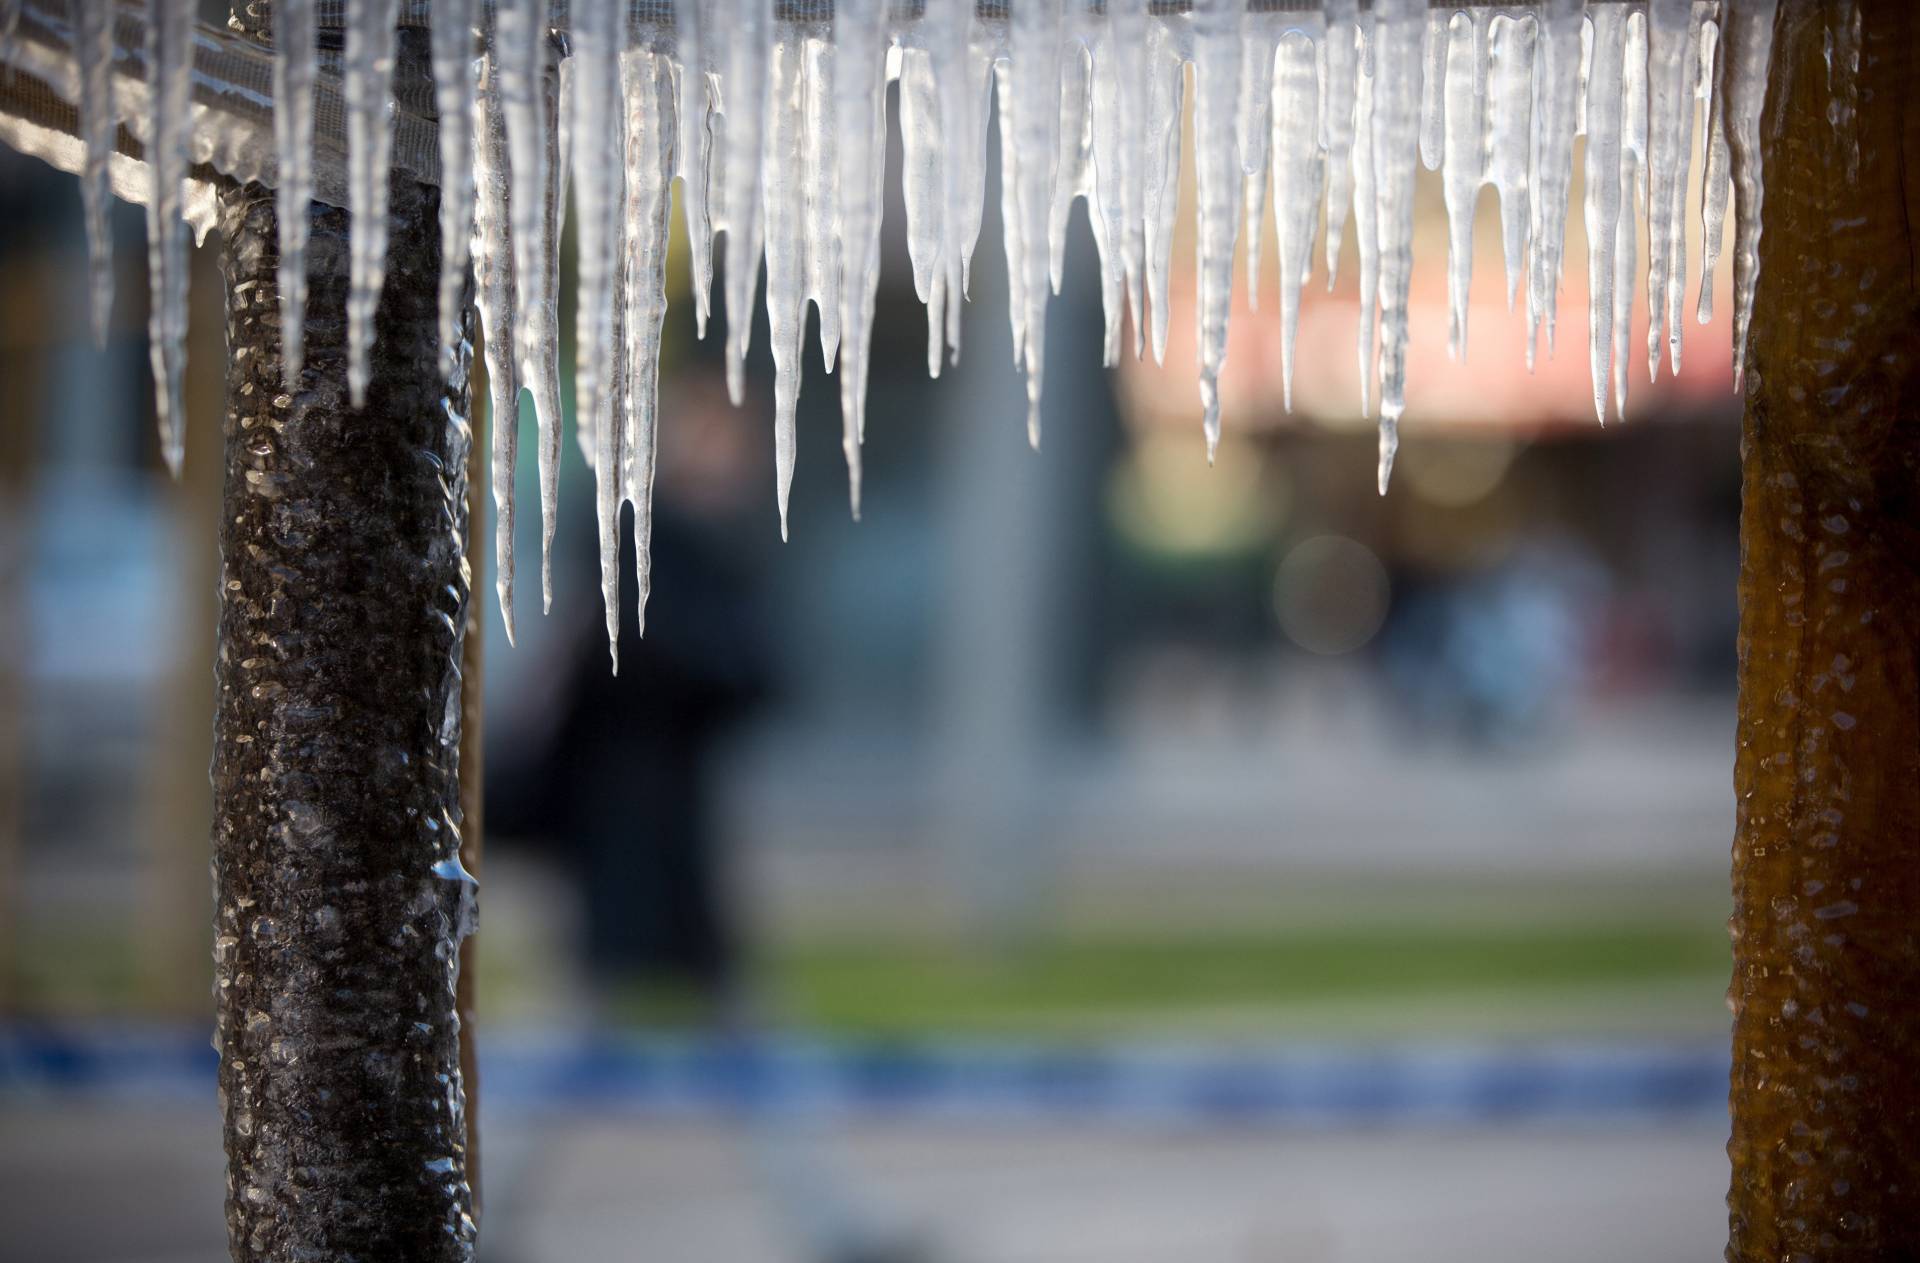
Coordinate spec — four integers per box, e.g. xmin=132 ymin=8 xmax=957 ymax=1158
xmin=1727 ymin=2 xmax=1920 ymax=1258
xmin=211 ymin=14 xmax=477 ymax=1261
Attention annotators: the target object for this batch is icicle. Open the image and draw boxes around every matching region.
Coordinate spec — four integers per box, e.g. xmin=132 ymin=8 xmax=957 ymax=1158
xmin=1725 ymin=0 xmax=1778 ymax=392
xmin=1528 ymin=0 xmax=1585 ymax=369
xmin=673 ymin=0 xmax=714 ymax=337
xmin=432 ymin=0 xmax=480 ymax=374
xmin=898 ymin=46 xmax=945 ymax=351
xmin=1271 ymin=29 xmax=1320 ymax=414
xmin=1110 ymin=0 xmax=1150 ymax=357
xmin=833 ymin=0 xmax=886 ymax=516
xmin=1352 ymin=26 xmax=1378 ymax=418
xmin=1644 ymin=0 xmax=1691 ymax=381
xmin=1088 ymin=25 xmax=1129 ymax=365
xmin=932 ymin=0 xmax=991 ymax=364
xmin=1417 ymin=8 xmax=1447 ymax=172
xmin=1321 ymin=0 xmax=1360 ymax=285
xmin=1236 ymin=18 xmax=1278 ymax=305
xmin=145 ymin=0 xmax=193 ymax=477
xmin=802 ymin=35 xmax=841 ymax=372
xmin=344 ymin=0 xmax=402 ymax=408
xmin=623 ymin=47 xmax=676 ymax=633
xmin=1696 ymin=12 xmax=1727 ymax=326
xmin=473 ymin=44 xmax=521 ymax=645
xmin=720 ymin=0 xmax=771 ymax=406
xmin=533 ymin=51 xmax=570 ymax=609
xmin=74 ymin=0 xmax=115 ymax=347
xmin=764 ymin=27 xmax=808 ymax=538
xmin=1193 ymin=0 xmax=1245 ymax=460
xmin=1010 ymin=0 xmax=1065 ymax=447
xmin=1483 ymin=13 xmax=1534 ymax=313
xmin=269 ymin=0 xmax=315 ymax=384
xmin=1142 ymin=20 xmax=1185 ymax=369
xmin=1371 ymin=0 xmax=1424 ymax=490
xmin=1439 ymin=10 xmax=1483 ymax=362
xmin=572 ymin=0 xmax=624 ymax=662
xmin=1612 ymin=10 xmax=1648 ymax=418
xmin=1046 ymin=35 xmax=1093 ymax=300
xmin=1581 ymin=3 xmax=1626 ymax=424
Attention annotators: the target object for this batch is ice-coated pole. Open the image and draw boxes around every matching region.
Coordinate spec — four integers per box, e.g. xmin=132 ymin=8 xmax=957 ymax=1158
xmin=1726 ymin=1 xmax=1920 ymax=1256
xmin=210 ymin=5 xmax=478 ymax=1260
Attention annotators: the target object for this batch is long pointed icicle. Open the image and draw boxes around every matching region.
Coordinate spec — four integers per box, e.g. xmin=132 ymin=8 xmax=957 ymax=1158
xmin=1010 ymin=0 xmax=1066 ymax=448
xmin=1528 ymin=0 xmax=1586 ymax=370
xmin=623 ymin=47 xmax=676 ymax=633
xmin=473 ymin=43 xmax=522 ymax=645
xmin=1321 ymin=0 xmax=1360 ymax=286
xmin=1371 ymin=0 xmax=1425 ymax=491
xmin=1724 ymin=0 xmax=1779 ymax=391
xmin=1612 ymin=9 xmax=1648 ymax=419
xmin=1110 ymin=0 xmax=1149 ymax=356
xmin=573 ymin=0 xmax=625 ymax=663
xmin=344 ymin=0 xmax=402 ymax=408
xmin=431 ymin=0 xmax=481 ymax=374
xmin=721 ymin=0 xmax=771 ymax=406
xmin=1582 ymin=3 xmax=1626 ymax=425
xmin=1272 ymin=29 xmax=1319 ymax=414
xmin=674 ymin=0 xmax=714 ymax=337
xmin=145 ymin=0 xmax=192 ymax=477
xmin=1142 ymin=20 xmax=1185 ymax=369
xmin=763 ymin=26 xmax=808 ymax=539
xmin=1484 ymin=13 xmax=1534 ymax=313
xmin=270 ymin=0 xmax=315 ymax=383
xmin=933 ymin=0 xmax=990 ymax=363
xmin=1644 ymin=0 xmax=1694 ymax=382
xmin=833 ymin=0 xmax=885 ymax=516
xmin=1439 ymin=11 xmax=1477 ymax=361
xmin=1352 ymin=25 xmax=1379 ymax=418
xmin=1191 ymin=0 xmax=1244 ymax=462
xmin=1236 ymin=18 xmax=1277 ymax=306
xmin=75 ymin=0 xmax=115 ymax=347
xmin=802 ymin=35 xmax=842 ymax=373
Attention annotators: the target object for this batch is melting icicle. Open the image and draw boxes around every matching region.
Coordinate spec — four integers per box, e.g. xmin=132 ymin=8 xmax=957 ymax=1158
xmin=1695 ymin=12 xmax=1727 ymax=326
xmin=1191 ymin=0 xmax=1243 ymax=461
xmin=622 ymin=46 xmax=675 ymax=632
xmin=573 ymin=0 xmax=625 ymax=661
xmin=271 ymin=0 xmax=315 ymax=383
xmin=898 ymin=45 xmax=945 ymax=365
xmin=1725 ymin=0 xmax=1778 ymax=392
xmin=1010 ymin=0 xmax=1064 ymax=448
xmin=1371 ymin=0 xmax=1424 ymax=491
xmin=932 ymin=0 xmax=991 ymax=366
xmin=833 ymin=0 xmax=886 ymax=515
xmin=1109 ymin=0 xmax=1149 ymax=357
xmin=1612 ymin=10 xmax=1648 ymax=418
xmin=1236 ymin=18 xmax=1277 ymax=306
xmin=344 ymin=0 xmax=402 ymax=408
xmin=720 ymin=0 xmax=771 ymax=406
xmin=1271 ymin=28 xmax=1319 ymax=414
xmin=473 ymin=44 xmax=521 ymax=644
xmin=74 ymin=0 xmax=115 ymax=346
xmin=1352 ymin=27 xmax=1379 ymax=419
xmin=763 ymin=26 xmax=808 ymax=539
xmin=1321 ymin=0 xmax=1360 ymax=286
xmin=1046 ymin=33 xmax=1092 ymax=302
xmin=1418 ymin=8 xmax=1447 ymax=173
xmin=1644 ymin=0 xmax=1694 ymax=382
xmin=145 ymin=0 xmax=193 ymax=477
xmin=1528 ymin=0 xmax=1585 ymax=369
xmin=1439 ymin=10 xmax=1483 ymax=362
xmin=674 ymin=0 xmax=714 ymax=337
xmin=1582 ymin=3 xmax=1626 ymax=424
xmin=1484 ymin=13 xmax=1534 ymax=313
xmin=431 ymin=0 xmax=480 ymax=373
xmin=1141 ymin=21 xmax=1185 ymax=369
xmin=801 ymin=35 xmax=841 ymax=373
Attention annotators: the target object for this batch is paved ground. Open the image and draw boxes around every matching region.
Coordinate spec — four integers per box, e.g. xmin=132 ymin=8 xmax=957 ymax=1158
xmin=2 ymin=1101 xmax=1729 ymax=1263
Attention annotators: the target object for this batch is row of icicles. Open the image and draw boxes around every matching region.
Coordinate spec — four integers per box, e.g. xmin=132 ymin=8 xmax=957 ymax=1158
xmin=29 ymin=0 xmax=1782 ymax=666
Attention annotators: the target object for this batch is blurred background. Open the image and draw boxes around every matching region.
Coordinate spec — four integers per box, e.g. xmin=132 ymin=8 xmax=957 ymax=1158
xmin=1 ymin=62 xmax=1739 ymax=1263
